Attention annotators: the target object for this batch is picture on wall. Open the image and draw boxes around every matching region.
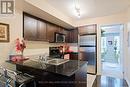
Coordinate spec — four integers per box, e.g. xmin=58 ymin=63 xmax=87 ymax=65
xmin=0 ymin=23 xmax=9 ymax=42
xmin=108 ymin=41 xmax=112 ymax=45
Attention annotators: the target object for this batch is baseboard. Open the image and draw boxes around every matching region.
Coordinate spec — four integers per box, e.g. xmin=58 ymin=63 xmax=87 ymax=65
xmin=125 ymin=76 xmax=130 ymax=87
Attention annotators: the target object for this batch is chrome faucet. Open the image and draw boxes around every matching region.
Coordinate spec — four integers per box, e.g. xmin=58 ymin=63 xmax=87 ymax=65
xmin=39 ymin=54 xmax=48 ymax=62
xmin=38 ymin=55 xmax=43 ymax=60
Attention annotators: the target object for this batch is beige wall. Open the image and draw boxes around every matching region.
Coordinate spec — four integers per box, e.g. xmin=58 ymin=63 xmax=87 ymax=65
xmin=0 ymin=0 xmax=23 ymax=63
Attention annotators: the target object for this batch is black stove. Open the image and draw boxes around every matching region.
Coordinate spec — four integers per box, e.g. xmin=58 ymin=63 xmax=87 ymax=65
xmin=49 ymin=47 xmax=63 ymax=58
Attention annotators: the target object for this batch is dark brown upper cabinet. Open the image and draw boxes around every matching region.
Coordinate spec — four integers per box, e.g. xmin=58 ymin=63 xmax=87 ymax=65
xmin=59 ymin=27 xmax=64 ymax=34
xmin=59 ymin=27 xmax=69 ymax=34
xmin=61 ymin=29 xmax=78 ymax=43
xmin=68 ymin=29 xmax=78 ymax=43
xmin=24 ymin=14 xmax=47 ymax=41
xmin=59 ymin=28 xmax=71 ymax=43
xmin=37 ymin=20 xmax=47 ymax=41
xmin=63 ymin=29 xmax=70 ymax=43
xmin=23 ymin=13 xmax=78 ymax=43
xmin=72 ymin=29 xmax=78 ymax=43
xmin=46 ymin=23 xmax=60 ymax=42
xmin=24 ymin=15 xmax=37 ymax=41
xmin=78 ymin=24 xmax=97 ymax=35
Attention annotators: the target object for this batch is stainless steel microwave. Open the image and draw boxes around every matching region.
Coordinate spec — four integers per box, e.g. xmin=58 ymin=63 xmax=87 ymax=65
xmin=55 ymin=32 xmax=65 ymax=43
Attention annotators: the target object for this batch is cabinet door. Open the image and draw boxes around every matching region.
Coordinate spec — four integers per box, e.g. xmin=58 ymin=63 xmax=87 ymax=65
xmin=37 ymin=20 xmax=47 ymax=41
xmin=63 ymin=29 xmax=69 ymax=43
xmin=24 ymin=15 xmax=37 ymax=41
xmin=59 ymin=27 xmax=64 ymax=34
xmin=78 ymin=24 xmax=96 ymax=35
xmin=70 ymin=53 xmax=78 ymax=60
xmin=46 ymin=23 xmax=59 ymax=42
xmin=69 ymin=29 xmax=78 ymax=43
xmin=72 ymin=29 xmax=78 ymax=43
xmin=75 ymin=63 xmax=87 ymax=87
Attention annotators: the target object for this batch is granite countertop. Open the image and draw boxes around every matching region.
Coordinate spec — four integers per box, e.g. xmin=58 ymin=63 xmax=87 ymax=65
xmin=7 ymin=59 xmax=87 ymax=76
xmin=63 ymin=52 xmax=78 ymax=54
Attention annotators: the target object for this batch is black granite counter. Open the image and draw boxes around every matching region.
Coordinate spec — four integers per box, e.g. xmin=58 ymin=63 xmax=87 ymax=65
xmin=9 ymin=59 xmax=86 ymax=76
xmin=7 ymin=59 xmax=87 ymax=87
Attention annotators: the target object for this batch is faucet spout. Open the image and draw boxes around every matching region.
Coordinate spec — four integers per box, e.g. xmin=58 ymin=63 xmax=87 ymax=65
xmin=39 ymin=54 xmax=49 ymax=62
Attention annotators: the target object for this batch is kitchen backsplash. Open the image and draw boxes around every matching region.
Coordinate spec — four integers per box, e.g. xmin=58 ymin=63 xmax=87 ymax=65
xmin=69 ymin=46 xmax=78 ymax=52
xmin=23 ymin=41 xmax=78 ymax=57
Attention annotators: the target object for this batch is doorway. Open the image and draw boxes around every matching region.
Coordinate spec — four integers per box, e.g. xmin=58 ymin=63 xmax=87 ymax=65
xmin=101 ymin=24 xmax=124 ymax=78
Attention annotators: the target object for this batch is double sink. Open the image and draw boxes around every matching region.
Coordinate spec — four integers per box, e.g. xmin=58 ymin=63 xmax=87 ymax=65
xmin=31 ymin=58 xmax=69 ymax=66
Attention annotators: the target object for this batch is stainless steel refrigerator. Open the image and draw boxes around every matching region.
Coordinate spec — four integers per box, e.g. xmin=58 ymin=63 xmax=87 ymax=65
xmin=79 ymin=34 xmax=97 ymax=74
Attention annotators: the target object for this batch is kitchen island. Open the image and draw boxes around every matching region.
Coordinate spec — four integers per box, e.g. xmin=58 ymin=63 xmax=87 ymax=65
xmin=13 ymin=59 xmax=87 ymax=87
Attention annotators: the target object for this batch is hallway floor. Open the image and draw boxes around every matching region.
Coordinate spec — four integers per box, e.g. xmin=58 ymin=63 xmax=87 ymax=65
xmin=102 ymin=62 xmax=123 ymax=78
xmin=92 ymin=75 xmax=128 ymax=87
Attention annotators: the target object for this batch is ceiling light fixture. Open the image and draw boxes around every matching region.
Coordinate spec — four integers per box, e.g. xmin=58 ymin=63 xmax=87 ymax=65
xmin=74 ymin=0 xmax=81 ymax=18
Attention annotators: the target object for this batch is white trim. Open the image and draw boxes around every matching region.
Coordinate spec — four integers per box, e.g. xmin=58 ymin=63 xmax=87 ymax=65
xmin=125 ymin=76 xmax=130 ymax=87
xmin=100 ymin=24 xmax=124 ymax=76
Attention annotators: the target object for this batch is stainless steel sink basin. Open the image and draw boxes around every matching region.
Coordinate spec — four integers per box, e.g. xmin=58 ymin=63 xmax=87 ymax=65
xmin=31 ymin=58 xmax=52 ymax=62
xmin=31 ymin=58 xmax=69 ymax=65
xmin=47 ymin=59 xmax=69 ymax=65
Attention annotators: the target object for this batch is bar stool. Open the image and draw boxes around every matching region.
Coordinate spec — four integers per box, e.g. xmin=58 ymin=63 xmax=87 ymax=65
xmin=0 ymin=67 xmax=12 ymax=87
xmin=6 ymin=69 xmax=36 ymax=87
xmin=0 ymin=67 xmax=6 ymax=86
xmin=0 ymin=67 xmax=5 ymax=78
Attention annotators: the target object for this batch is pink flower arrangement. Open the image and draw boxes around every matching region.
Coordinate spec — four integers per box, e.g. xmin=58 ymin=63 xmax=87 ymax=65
xmin=10 ymin=38 xmax=27 ymax=62
xmin=15 ymin=38 xmax=26 ymax=54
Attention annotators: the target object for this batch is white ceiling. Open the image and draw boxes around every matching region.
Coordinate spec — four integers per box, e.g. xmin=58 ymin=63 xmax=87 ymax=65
xmin=23 ymin=0 xmax=75 ymax=29
xmin=46 ymin=0 xmax=130 ymax=20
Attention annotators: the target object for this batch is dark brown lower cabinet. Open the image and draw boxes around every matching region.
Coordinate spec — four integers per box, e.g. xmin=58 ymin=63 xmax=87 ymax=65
xmin=75 ymin=63 xmax=87 ymax=87
xmin=70 ymin=53 xmax=78 ymax=60
xmin=16 ymin=63 xmax=87 ymax=87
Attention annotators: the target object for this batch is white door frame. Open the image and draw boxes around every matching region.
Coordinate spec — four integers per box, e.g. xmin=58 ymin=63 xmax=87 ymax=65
xmin=99 ymin=24 xmax=124 ymax=76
